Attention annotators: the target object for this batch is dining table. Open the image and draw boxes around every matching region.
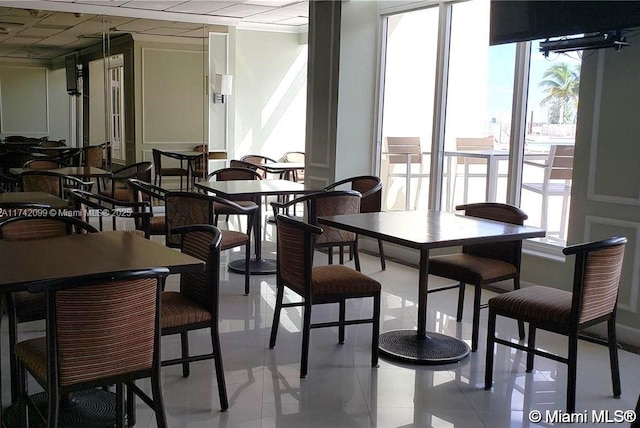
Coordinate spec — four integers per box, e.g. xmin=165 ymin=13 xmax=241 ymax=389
xmin=0 ymin=231 xmax=205 ymax=427
xmin=0 ymin=191 xmax=70 ymax=210
xmin=9 ymin=166 xmax=112 ymax=180
xmin=443 ymin=149 xmax=548 ymax=208
xmin=318 ymin=210 xmax=545 ymax=365
xmin=195 ymin=179 xmax=320 ymax=274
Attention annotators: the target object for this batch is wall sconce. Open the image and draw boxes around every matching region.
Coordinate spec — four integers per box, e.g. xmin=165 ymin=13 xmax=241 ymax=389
xmin=213 ymin=74 xmax=233 ymax=103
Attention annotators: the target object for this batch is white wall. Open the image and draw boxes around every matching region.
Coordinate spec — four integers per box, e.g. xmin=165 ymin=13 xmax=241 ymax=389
xmin=232 ymin=29 xmax=307 ymax=161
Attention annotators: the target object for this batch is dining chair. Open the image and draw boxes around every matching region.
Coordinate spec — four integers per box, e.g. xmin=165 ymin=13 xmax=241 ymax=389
xmin=384 ymin=137 xmax=427 ymax=210
xmin=271 ymin=190 xmax=363 ymax=271
xmin=324 ymin=175 xmax=385 ymax=270
xmin=269 ymin=214 xmax=381 ymax=378
xmin=240 ymin=154 xmax=277 ymax=178
xmin=22 ymin=158 xmax=67 ymax=169
xmin=152 ymin=148 xmax=189 ymax=190
xmin=449 ymin=137 xmax=495 ymax=210
xmin=38 ymin=139 xmax=66 ymax=148
xmin=81 ymin=142 xmax=110 ymax=189
xmin=191 ymin=144 xmax=208 ymax=185
xmin=127 ymin=178 xmax=169 ymax=239
xmin=485 ymin=236 xmax=626 ymax=413
xmin=68 ymin=189 xmax=152 ymax=237
xmin=165 ymin=191 xmax=258 ymax=294
xmin=0 ymin=215 xmax=98 ymax=405
xmin=205 ymin=166 xmax=262 ymax=225
xmin=100 ymin=161 xmax=152 ymax=202
xmin=428 ymin=202 xmax=528 ymax=352
xmin=20 ymin=170 xmax=94 ymax=199
xmin=160 ymin=224 xmax=228 ymax=410
xmin=14 ymin=268 xmax=170 ymax=428
xmin=522 ymin=144 xmax=574 ymax=240
xmin=282 ymin=151 xmax=305 ymax=182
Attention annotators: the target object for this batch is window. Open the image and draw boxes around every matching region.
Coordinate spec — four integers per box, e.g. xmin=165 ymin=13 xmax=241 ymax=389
xmin=108 ymin=55 xmax=125 ymax=162
xmin=376 ymin=0 xmax=581 ymax=251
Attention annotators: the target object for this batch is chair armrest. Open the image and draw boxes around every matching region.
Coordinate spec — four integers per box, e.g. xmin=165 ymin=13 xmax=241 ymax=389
xmin=170 ymin=224 xmax=222 ymax=248
xmin=211 ymin=195 xmax=259 ymax=216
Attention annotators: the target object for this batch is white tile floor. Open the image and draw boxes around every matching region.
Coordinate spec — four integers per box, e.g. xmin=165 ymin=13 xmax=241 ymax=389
xmin=4 ymin=220 xmax=640 ymax=427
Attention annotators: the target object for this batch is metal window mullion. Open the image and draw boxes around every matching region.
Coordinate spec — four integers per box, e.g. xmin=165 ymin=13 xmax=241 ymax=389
xmin=428 ymin=2 xmax=452 ymax=211
xmin=506 ymin=41 xmax=531 ymax=207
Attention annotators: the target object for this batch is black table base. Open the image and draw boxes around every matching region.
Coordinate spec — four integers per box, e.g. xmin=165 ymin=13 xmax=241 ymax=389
xmin=378 ymin=330 xmax=470 ymax=364
xmin=3 ymin=390 xmax=118 ymax=428
xmin=228 ymin=258 xmax=276 ymax=275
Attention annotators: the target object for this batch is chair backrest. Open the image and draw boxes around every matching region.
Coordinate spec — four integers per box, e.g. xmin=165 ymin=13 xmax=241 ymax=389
xmin=30 ymin=268 xmax=168 ymax=387
xmin=23 ymin=159 xmax=64 ymax=170
xmin=275 ymin=214 xmax=322 ymax=296
xmin=194 ymin=144 xmax=208 ymax=176
xmin=230 ymin=159 xmax=270 ymax=178
xmin=455 ymin=137 xmax=495 ymax=164
xmin=0 ymin=215 xmax=98 ymax=240
xmin=563 ymin=236 xmax=626 ymax=324
xmin=20 ymin=171 xmax=93 ymax=198
xmin=152 ymin=149 xmax=163 ymax=170
xmin=207 ymin=166 xmax=263 ymax=182
xmin=240 ymin=154 xmax=277 ymax=165
xmin=113 ymin=161 xmax=153 ymax=182
xmin=458 ymin=202 xmax=528 ymax=267
xmin=174 ymin=225 xmax=222 ymax=311
xmin=164 ymin=191 xmax=214 ymax=248
xmin=82 ymin=144 xmax=106 ymax=168
xmin=385 ymin=137 xmax=422 ymax=164
xmin=127 ymin=179 xmax=167 ymax=203
xmin=38 ymin=140 xmax=66 ymax=148
xmin=325 ymin=176 xmax=382 ymax=214
xmin=547 ymin=145 xmax=574 ymax=181
xmin=308 ymin=190 xmax=361 ymax=245
xmin=283 ymin=151 xmax=304 ymax=163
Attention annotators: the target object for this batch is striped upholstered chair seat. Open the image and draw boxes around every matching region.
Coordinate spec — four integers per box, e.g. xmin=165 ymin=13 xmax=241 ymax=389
xmin=428 ymin=202 xmax=528 ymax=352
xmin=269 ymin=214 xmax=381 ymax=378
xmin=160 ymin=225 xmax=228 ymax=411
xmin=14 ymin=269 xmax=170 ymax=428
xmin=0 ymin=215 xmax=98 ymax=406
xmin=485 ymin=236 xmax=627 ymax=414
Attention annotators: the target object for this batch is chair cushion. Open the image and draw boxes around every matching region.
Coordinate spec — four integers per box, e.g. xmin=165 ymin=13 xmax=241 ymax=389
xmin=429 ymin=253 xmax=517 ymax=284
xmin=488 ymin=285 xmax=572 ymax=325
xmin=100 ymin=188 xmax=131 ymax=202
xmin=15 ymin=337 xmax=48 ymax=382
xmin=159 ymin=168 xmax=188 ymax=176
xmin=149 ymin=216 xmax=166 ymax=235
xmin=311 ymin=265 xmax=380 ymax=295
xmin=162 ymin=291 xmax=211 ymax=329
xmin=221 ymin=230 xmax=249 ymax=250
xmin=10 ymin=291 xmax=46 ymax=323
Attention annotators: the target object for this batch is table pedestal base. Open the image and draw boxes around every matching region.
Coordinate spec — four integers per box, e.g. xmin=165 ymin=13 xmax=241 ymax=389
xmin=228 ymin=258 xmax=276 ymax=275
xmin=3 ymin=389 xmax=118 ymax=428
xmin=378 ymin=330 xmax=470 ymax=364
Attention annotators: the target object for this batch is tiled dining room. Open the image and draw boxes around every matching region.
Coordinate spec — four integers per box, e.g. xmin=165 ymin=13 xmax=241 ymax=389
xmin=6 ymin=226 xmax=640 ymax=428
xmin=3 ymin=0 xmax=640 ymax=427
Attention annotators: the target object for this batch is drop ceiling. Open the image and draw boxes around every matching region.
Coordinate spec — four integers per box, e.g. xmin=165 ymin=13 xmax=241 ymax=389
xmin=0 ymin=0 xmax=309 ymax=61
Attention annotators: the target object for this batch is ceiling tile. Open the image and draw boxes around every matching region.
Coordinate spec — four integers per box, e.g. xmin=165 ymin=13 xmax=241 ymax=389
xmin=275 ymin=16 xmax=308 ymax=25
xmin=212 ymin=4 xmax=273 ymax=18
xmin=122 ymin=1 xmax=185 ymax=12
xmin=18 ymin=27 xmax=64 ymax=37
xmin=165 ymin=2 xmax=236 ymax=14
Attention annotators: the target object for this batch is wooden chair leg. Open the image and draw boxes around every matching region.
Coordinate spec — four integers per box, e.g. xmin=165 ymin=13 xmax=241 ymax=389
xmin=244 ymin=242 xmax=251 ymax=295
xmin=339 ymin=246 xmax=344 ymax=265
xmin=269 ymin=285 xmax=285 ymax=348
xmin=328 ymin=247 xmax=333 ymax=265
xmin=353 ymin=242 xmax=361 ymax=272
xmin=484 ymin=309 xmax=497 ymax=390
xmin=127 ymin=383 xmax=136 ymax=427
xmin=300 ymin=301 xmax=312 ymax=378
xmin=210 ymin=326 xmax=229 ymax=411
xmin=372 ymin=293 xmax=380 ymax=367
xmin=338 ymin=299 xmax=346 ymax=344
xmin=378 ymin=239 xmax=386 ymax=270
xmin=456 ymin=282 xmax=465 ymax=322
xmin=150 ymin=371 xmax=168 ymax=428
xmin=608 ymin=317 xmax=621 ymax=397
xmin=567 ymin=333 xmax=578 ymax=413
xmin=180 ymin=331 xmax=190 ymax=377
xmin=471 ymin=283 xmax=482 ymax=352
xmin=116 ymin=384 xmax=125 ymax=428
xmin=16 ymin=359 xmax=27 ymax=428
xmin=514 ymin=279 xmax=525 ymax=340
xmin=526 ymin=323 xmax=536 ymax=372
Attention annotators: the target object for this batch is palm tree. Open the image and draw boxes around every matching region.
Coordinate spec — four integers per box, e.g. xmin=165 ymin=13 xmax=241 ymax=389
xmin=539 ymin=63 xmax=580 ymax=124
